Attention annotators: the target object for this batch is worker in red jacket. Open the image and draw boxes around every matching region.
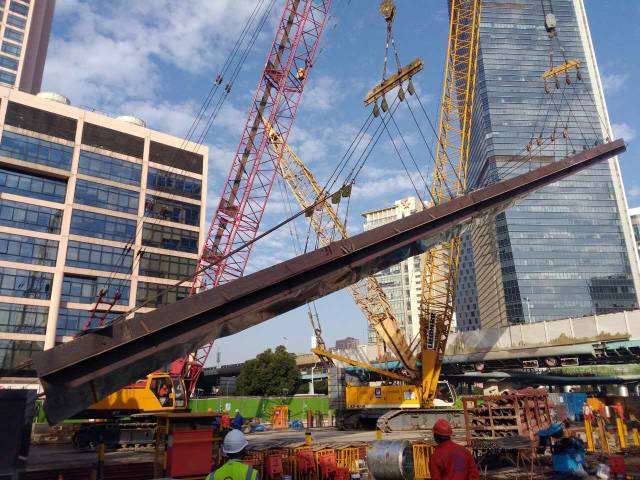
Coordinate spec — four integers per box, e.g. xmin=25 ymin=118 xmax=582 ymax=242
xmin=428 ymin=419 xmax=478 ymax=480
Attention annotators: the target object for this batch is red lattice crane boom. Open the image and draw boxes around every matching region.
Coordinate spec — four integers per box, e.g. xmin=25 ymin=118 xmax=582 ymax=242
xmin=175 ymin=0 xmax=332 ymax=396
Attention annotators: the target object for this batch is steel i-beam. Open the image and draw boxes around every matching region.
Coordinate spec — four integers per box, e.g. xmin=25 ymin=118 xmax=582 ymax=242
xmin=32 ymin=140 xmax=625 ymax=424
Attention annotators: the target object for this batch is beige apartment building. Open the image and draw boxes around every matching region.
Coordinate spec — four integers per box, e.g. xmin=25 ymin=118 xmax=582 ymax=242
xmin=0 ymin=86 xmax=208 ymax=385
xmin=0 ymin=0 xmax=55 ymax=93
xmin=362 ymin=197 xmax=426 ymax=344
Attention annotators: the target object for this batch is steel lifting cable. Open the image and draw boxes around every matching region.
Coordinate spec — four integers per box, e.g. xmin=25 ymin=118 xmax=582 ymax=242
xmin=91 ymin=0 xmax=278 ymax=327
xmin=276 ymin=170 xmax=330 ymax=333
xmin=386 ymin=108 xmax=438 ymax=205
xmin=377 ymin=104 xmax=429 ymax=207
xmin=109 ymin=101 xmax=407 ymax=326
xmin=105 ymin=182 xmax=358 ymax=326
xmin=411 ymin=90 xmax=466 ymax=199
xmin=92 ymin=0 xmax=274 ymax=295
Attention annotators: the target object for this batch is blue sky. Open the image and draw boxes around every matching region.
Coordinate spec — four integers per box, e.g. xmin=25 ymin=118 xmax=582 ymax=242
xmin=41 ymin=0 xmax=640 ymax=365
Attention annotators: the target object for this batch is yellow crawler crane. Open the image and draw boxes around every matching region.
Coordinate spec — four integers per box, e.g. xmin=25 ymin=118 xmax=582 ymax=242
xmin=376 ymin=0 xmax=482 ymax=432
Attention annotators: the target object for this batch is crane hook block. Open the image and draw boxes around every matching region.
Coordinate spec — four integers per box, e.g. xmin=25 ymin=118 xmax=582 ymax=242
xmin=379 ymin=0 xmax=396 ymax=23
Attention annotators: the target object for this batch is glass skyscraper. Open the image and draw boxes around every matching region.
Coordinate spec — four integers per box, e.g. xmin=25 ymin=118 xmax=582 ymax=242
xmin=0 ymin=87 xmax=207 ymax=383
xmin=456 ymin=0 xmax=639 ymax=330
xmin=0 ymin=0 xmax=55 ymax=93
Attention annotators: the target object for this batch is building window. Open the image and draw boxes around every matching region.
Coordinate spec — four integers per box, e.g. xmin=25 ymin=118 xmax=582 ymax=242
xmin=0 ymin=167 xmax=67 ymax=202
xmin=81 ymin=123 xmax=144 ymax=159
xmin=1 ymin=42 xmax=20 ymax=57
xmin=145 ymin=195 xmax=200 ymax=226
xmin=147 ymin=167 xmax=201 ymax=199
xmin=7 ymin=14 xmax=25 ymax=29
xmin=57 ymin=307 xmax=121 ymax=336
xmin=0 ymin=54 xmax=18 ymax=70
xmin=5 ymin=102 xmax=78 ymax=141
xmin=0 ymin=266 xmax=52 ymax=299
xmin=136 ymin=281 xmax=189 ymax=307
xmin=0 ymin=232 xmax=58 ymax=266
xmin=0 ymin=70 xmax=16 ymax=85
xmin=142 ymin=223 xmax=198 ymax=253
xmin=78 ymin=150 xmax=142 ymax=186
xmin=4 ymin=27 xmax=23 ymax=42
xmin=0 ymin=198 xmax=62 ymax=233
xmin=0 ymin=339 xmax=43 ymax=375
xmin=0 ymin=304 xmax=47 ymax=334
xmin=9 ymin=1 xmax=28 ymax=16
xmin=70 ymin=210 xmax=136 ymax=243
xmin=139 ymin=252 xmax=197 ymax=280
xmin=61 ymin=274 xmax=130 ymax=305
xmin=0 ymin=131 xmax=74 ymax=170
xmin=150 ymin=141 xmax=203 ymax=174
xmin=74 ymin=179 xmax=139 ymax=214
xmin=66 ymin=240 xmax=133 ymax=273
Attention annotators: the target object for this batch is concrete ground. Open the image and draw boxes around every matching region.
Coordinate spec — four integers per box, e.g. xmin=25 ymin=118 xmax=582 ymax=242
xmin=246 ymin=427 xmax=431 ymax=448
xmin=26 ymin=444 xmax=154 ymax=472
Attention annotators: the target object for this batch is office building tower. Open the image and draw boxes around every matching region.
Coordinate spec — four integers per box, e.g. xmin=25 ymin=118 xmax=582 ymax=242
xmin=362 ymin=197 xmax=425 ymax=344
xmin=0 ymin=0 xmax=55 ymax=93
xmin=0 ymin=87 xmax=207 ymax=383
xmin=456 ymin=0 xmax=639 ymax=330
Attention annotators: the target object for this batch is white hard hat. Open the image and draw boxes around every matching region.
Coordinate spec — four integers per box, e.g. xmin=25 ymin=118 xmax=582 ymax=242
xmin=223 ymin=429 xmax=248 ymax=454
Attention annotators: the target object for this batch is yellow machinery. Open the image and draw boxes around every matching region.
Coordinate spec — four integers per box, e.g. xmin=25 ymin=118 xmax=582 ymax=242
xmin=80 ymin=372 xmax=188 ymax=417
xmin=71 ymin=372 xmax=188 ymax=449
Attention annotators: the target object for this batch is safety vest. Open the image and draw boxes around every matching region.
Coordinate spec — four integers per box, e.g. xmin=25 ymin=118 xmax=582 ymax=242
xmin=206 ymin=460 xmax=259 ymax=480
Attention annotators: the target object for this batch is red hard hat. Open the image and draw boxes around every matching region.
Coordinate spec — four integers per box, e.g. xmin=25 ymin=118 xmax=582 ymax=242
xmin=433 ymin=419 xmax=453 ymax=436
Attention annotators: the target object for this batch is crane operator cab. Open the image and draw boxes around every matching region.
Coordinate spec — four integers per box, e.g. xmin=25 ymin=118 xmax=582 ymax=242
xmin=433 ymin=381 xmax=456 ymax=407
xmin=150 ymin=375 xmax=186 ymax=408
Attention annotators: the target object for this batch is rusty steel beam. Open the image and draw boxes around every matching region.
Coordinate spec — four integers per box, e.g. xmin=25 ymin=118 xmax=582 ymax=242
xmin=33 ymin=140 xmax=625 ymax=424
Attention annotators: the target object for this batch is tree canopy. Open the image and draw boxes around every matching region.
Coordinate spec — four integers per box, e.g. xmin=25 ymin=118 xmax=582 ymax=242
xmin=235 ymin=345 xmax=300 ymax=396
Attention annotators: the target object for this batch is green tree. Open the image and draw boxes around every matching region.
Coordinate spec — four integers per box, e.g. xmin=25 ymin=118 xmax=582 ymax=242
xmin=236 ymin=345 xmax=300 ymax=396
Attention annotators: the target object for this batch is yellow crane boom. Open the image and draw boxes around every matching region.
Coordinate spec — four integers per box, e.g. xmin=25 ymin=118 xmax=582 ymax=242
xmin=419 ymin=0 xmax=481 ymax=406
xmin=266 ymin=127 xmax=418 ymax=375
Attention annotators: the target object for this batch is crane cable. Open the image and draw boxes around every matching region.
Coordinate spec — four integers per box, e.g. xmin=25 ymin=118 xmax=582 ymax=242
xmin=91 ymin=0 xmax=278 ymax=327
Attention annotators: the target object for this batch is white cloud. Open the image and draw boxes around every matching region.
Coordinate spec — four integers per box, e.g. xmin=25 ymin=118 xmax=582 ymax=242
xmin=352 ymin=166 xmax=425 ymax=200
xmin=602 ymin=73 xmax=629 ymax=95
xmin=301 ymin=75 xmax=345 ymax=112
xmin=612 ymin=122 xmax=637 ymax=142
xmin=116 ymin=100 xmax=200 ymax=137
xmin=43 ymin=0 xmax=273 ymax=108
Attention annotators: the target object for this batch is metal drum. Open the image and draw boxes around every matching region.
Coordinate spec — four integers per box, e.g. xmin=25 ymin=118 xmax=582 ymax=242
xmin=367 ymin=440 xmax=413 ymax=480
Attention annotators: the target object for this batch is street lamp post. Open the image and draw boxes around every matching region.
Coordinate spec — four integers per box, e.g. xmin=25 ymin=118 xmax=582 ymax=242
xmin=310 ymin=362 xmax=317 ymax=395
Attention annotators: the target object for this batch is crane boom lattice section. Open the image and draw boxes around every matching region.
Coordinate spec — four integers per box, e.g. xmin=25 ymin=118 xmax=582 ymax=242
xmin=181 ymin=0 xmax=331 ymax=396
xmin=419 ymin=0 xmax=481 ymax=404
xmin=274 ymin=139 xmax=418 ymax=373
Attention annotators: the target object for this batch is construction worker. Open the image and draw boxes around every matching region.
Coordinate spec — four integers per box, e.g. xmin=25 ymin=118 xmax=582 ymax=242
xmin=429 ymin=419 xmax=478 ymax=480
xmin=232 ymin=408 xmax=244 ymax=430
xmin=206 ymin=430 xmax=258 ymax=480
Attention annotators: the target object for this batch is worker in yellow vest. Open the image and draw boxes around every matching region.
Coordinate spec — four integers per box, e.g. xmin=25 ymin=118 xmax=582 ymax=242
xmin=206 ymin=430 xmax=259 ymax=480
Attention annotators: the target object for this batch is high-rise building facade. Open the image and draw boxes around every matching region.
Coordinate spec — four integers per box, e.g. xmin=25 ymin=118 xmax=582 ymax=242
xmin=456 ymin=0 xmax=639 ymax=330
xmin=0 ymin=87 xmax=207 ymax=382
xmin=629 ymin=207 xmax=640 ymax=268
xmin=0 ymin=0 xmax=55 ymax=93
xmin=362 ymin=197 xmax=425 ymax=344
